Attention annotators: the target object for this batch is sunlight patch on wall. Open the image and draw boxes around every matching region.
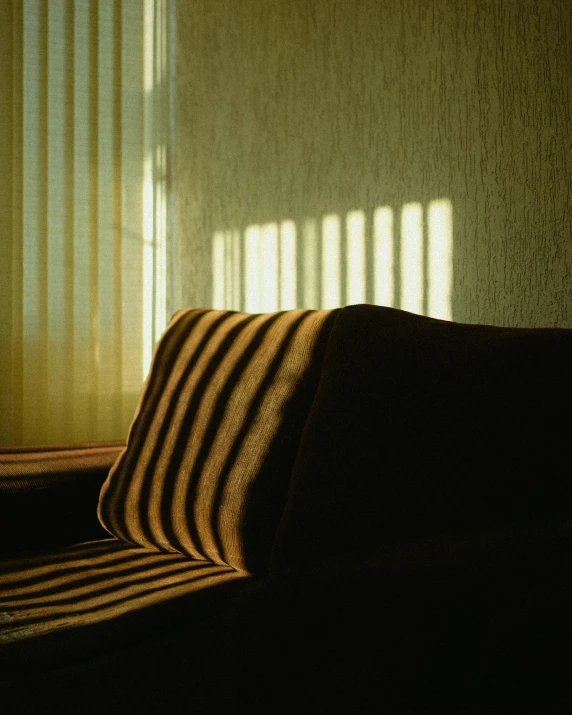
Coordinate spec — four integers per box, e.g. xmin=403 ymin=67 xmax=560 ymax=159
xmin=212 ymin=231 xmax=225 ymax=309
xmin=302 ymin=219 xmax=320 ymax=309
xmin=260 ymin=223 xmax=279 ymax=311
xmin=322 ymin=214 xmax=341 ymax=308
xmin=212 ymin=199 xmax=452 ymax=320
xmin=280 ymin=221 xmax=297 ymax=310
xmin=244 ymin=224 xmax=261 ymax=312
xmin=400 ymin=203 xmax=424 ymax=315
xmin=428 ymin=199 xmax=453 ymax=320
xmin=346 ymin=210 xmax=366 ymax=305
xmin=373 ymin=206 xmax=394 ymax=307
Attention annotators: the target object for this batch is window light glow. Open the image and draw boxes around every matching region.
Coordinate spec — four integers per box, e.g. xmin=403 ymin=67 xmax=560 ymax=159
xmin=142 ymin=0 xmax=170 ymax=380
xmin=142 ymin=154 xmax=155 ymax=378
xmin=143 ymin=0 xmax=154 ymax=92
xmin=7 ymin=0 xmax=172 ymax=446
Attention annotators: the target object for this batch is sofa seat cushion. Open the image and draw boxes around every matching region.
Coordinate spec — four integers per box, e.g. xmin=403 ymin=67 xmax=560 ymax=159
xmin=98 ymin=308 xmax=337 ymax=575
xmin=233 ymin=526 xmax=572 ymax=714
xmin=0 ymin=538 xmax=250 ymax=673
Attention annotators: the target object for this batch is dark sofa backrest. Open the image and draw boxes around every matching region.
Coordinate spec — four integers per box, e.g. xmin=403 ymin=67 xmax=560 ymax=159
xmin=271 ymin=304 xmax=572 ymax=574
xmin=98 ymin=308 xmax=337 ymax=575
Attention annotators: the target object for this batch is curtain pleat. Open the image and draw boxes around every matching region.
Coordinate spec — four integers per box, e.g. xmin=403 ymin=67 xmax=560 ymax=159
xmin=0 ymin=0 xmax=170 ymax=448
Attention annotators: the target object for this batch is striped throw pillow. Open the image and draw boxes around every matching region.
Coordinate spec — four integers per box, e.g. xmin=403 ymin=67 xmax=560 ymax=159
xmin=98 ymin=308 xmax=337 ymax=575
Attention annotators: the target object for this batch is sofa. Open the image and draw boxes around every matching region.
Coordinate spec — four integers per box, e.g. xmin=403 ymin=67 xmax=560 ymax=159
xmin=2 ymin=304 xmax=572 ymax=713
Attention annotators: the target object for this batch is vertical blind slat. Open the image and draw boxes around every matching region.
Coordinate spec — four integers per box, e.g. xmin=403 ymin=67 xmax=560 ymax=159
xmin=120 ymin=0 xmax=145 ymax=431
xmin=63 ymin=0 xmax=76 ymax=443
xmin=88 ymin=0 xmax=100 ymax=441
xmin=112 ymin=0 xmax=124 ymax=438
xmin=46 ymin=0 xmax=67 ymax=443
xmin=97 ymin=0 xmax=115 ymax=441
xmin=72 ymin=0 xmax=92 ymax=443
xmin=22 ymin=0 xmax=49 ymax=445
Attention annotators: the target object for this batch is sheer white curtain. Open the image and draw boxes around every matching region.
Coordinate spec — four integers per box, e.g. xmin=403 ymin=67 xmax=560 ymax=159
xmin=0 ymin=0 xmax=172 ymax=447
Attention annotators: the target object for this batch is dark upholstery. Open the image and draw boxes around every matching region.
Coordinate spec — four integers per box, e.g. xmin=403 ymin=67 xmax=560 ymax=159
xmin=0 ymin=443 xmax=123 ymax=557
xmin=231 ymin=523 xmax=572 ymax=714
xmin=271 ymin=304 xmax=572 ymax=573
xmin=2 ymin=305 xmax=572 ymax=713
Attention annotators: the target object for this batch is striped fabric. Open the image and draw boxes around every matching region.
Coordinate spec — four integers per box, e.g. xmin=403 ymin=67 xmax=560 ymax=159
xmin=0 ymin=539 xmax=247 ymax=667
xmin=0 ymin=442 xmax=124 ymax=493
xmin=98 ymin=308 xmax=337 ymax=574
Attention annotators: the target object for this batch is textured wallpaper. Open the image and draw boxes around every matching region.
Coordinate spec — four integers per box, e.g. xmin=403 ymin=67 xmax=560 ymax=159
xmin=174 ymin=0 xmax=572 ymax=327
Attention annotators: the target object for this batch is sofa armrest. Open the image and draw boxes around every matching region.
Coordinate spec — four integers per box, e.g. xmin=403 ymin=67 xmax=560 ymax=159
xmin=0 ymin=442 xmax=124 ymax=558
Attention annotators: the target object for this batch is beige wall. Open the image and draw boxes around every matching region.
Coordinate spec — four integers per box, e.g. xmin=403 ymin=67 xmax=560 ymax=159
xmin=174 ymin=0 xmax=572 ymax=327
